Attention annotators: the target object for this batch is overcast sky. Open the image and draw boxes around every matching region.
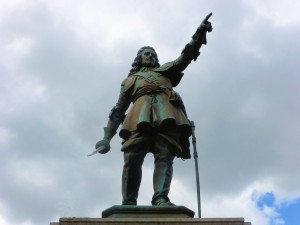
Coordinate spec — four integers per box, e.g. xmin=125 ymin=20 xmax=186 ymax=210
xmin=0 ymin=1 xmax=299 ymax=225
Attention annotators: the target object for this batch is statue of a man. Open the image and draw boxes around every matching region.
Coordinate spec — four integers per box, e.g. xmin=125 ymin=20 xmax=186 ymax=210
xmin=93 ymin=14 xmax=212 ymax=206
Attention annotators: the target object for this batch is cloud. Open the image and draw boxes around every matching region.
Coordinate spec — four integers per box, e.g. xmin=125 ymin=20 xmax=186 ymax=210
xmin=0 ymin=1 xmax=299 ymax=225
xmin=243 ymin=0 xmax=300 ymax=26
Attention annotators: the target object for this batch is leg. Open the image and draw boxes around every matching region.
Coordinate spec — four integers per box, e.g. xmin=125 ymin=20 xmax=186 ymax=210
xmin=121 ymin=132 xmax=150 ymax=205
xmin=151 ymin=132 xmax=178 ymax=206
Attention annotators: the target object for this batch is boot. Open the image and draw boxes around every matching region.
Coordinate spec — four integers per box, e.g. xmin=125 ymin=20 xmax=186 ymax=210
xmin=151 ymin=156 xmax=175 ymax=206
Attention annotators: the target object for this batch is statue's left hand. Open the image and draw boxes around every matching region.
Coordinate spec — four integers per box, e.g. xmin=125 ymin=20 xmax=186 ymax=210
xmin=200 ymin=12 xmax=213 ymax=32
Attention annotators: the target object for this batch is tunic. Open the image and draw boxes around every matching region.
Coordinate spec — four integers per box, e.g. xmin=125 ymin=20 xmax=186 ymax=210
xmin=110 ymin=54 xmax=194 ymax=157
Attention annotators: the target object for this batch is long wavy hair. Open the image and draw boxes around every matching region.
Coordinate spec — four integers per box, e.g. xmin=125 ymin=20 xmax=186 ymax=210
xmin=129 ymin=46 xmax=160 ymax=75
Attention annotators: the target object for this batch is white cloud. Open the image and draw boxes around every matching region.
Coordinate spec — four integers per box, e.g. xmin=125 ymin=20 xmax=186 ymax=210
xmin=203 ymin=182 xmax=285 ymax=225
xmin=2 ymin=35 xmax=35 ymax=69
xmin=0 ymin=73 xmax=46 ymax=116
xmin=8 ymin=160 xmax=55 ymax=188
xmin=243 ymin=0 xmax=300 ymax=26
xmin=0 ymin=1 xmax=299 ymax=225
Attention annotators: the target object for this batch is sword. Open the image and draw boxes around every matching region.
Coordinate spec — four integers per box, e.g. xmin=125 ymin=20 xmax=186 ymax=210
xmin=87 ymin=146 xmax=106 ymax=157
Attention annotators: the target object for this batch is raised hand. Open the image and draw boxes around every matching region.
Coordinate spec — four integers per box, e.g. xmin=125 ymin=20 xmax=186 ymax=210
xmin=200 ymin=12 xmax=213 ymax=32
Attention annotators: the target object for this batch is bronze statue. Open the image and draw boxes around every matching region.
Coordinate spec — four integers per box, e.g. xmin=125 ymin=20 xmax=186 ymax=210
xmin=90 ymin=13 xmax=213 ymax=206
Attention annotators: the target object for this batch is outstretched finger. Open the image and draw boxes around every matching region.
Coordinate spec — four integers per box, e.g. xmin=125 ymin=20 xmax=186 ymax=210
xmin=204 ymin=12 xmax=213 ymax=22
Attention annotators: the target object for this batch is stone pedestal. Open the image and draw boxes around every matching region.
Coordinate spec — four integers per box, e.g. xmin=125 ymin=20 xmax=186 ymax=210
xmin=50 ymin=205 xmax=251 ymax=225
xmin=52 ymin=217 xmax=250 ymax=225
xmin=102 ymin=205 xmax=195 ymax=218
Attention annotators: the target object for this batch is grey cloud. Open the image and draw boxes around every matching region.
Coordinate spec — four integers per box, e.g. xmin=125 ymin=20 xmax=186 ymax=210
xmin=0 ymin=1 xmax=299 ymax=225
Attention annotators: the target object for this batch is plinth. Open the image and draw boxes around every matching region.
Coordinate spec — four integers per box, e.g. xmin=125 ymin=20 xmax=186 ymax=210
xmin=50 ymin=205 xmax=251 ymax=225
xmin=102 ymin=205 xmax=195 ymax=218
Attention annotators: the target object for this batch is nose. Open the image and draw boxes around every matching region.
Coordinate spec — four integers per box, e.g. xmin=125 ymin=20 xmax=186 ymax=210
xmin=149 ymin=53 xmax=156 ymax=61
xmin=145 ymin=52 xmax=155 ymax=57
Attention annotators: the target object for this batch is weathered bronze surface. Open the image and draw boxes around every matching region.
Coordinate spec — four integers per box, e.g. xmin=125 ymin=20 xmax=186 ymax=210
xmin=91 ymin=13 xmax=213 ymax=206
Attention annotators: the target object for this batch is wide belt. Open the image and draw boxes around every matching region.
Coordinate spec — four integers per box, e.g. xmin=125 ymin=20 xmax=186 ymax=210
xmin=132 ymin=86 xmax=165 ymax=103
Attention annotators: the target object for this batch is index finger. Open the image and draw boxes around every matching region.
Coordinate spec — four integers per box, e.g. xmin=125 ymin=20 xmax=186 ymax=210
xmin=204 ymin=12 xmax=213 ymax=22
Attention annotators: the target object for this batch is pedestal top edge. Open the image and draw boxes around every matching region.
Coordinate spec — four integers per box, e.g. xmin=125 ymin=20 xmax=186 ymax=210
xmin=60 ymin=217 xmax=245 ymax=222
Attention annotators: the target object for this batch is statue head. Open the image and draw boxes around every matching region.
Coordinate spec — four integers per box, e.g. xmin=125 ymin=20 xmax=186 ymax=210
xmin=129 ymin=46 xmax=160 ymax=74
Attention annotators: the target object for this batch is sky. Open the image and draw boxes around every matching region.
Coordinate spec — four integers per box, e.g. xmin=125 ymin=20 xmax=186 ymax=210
xmin=0 ymin=0 xmax=299 ymax=225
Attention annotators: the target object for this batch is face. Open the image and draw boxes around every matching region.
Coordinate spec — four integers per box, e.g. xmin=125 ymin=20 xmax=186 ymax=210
xmin=141 ymin=48 xmax=157 ymax=67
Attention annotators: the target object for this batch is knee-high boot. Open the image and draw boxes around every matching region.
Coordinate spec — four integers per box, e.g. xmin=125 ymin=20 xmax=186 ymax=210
xmin=122 ymin=151 xmax=146 ymax=205
xmin=151 ymin=155 xmax=175 ymax=205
